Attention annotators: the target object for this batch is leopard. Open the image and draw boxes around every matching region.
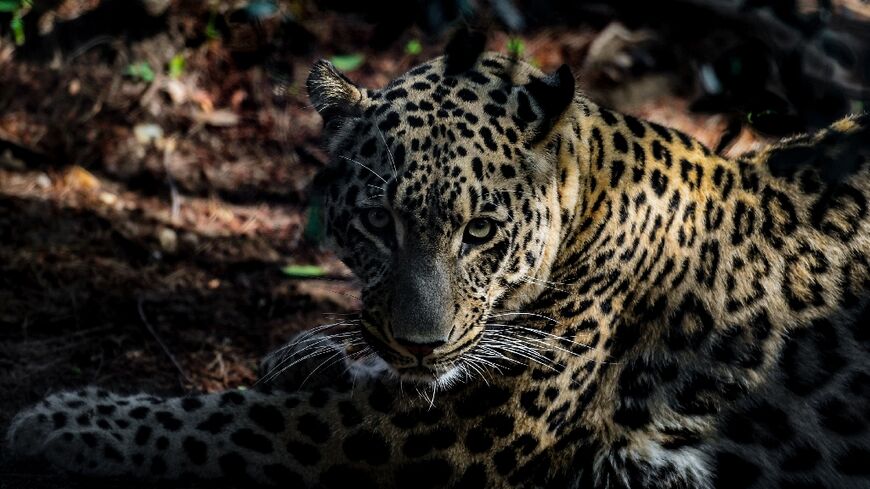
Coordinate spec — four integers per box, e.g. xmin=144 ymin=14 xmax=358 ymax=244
xmin=5 ymin=41 xmax=870 ymax=488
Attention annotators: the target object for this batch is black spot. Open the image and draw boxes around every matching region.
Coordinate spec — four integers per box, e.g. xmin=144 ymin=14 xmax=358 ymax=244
xmin=396 ymin=459 xmax=453 ymax=489
xmin=129 ymin=406 xmax=150 ymax=420
xmin=338 ymin=401 xmax=363 ymax=427
xmin=650 ymin=123 xmax=673 ymax=142
xmin=96 ymin=404 xmax=116 ymax=416
xmin=599 ymin=108 xmax=618 ymax=125
xmin=134 ymin=425 xmax=152 ymax=445
xmin=263 ymin=464 xmax=305 ymax=485
xmin=781 ymin=444 xmax=821 ymax=472
xmin=378 ymin=112 xmax=401 ymax=132
xmin=183 ymin=436 xmax=208 ymax=465
xmin=651 ymin=139 xmax=672 ymax=167
xmin=696 ymin=239 xmax=720 ymax=288
xmin=455 ymin=386 xmax=512 ymax=418
xmin=760 ymin=187 xmax=798 ymax=249
xmin=286 ymin=440 xmax=321 ymax=465
xmin=103 ymin=444 xmax=124 ymax=462
xmin=650 ymin=169 xmax=668 ymax=196
xmin=360 ymin=138 xmax=377 ymax=157
xmin=810 ymin=184 xmax=867 ymax=242
xmin=154 ymin=411 xmax=183 ymax=431
xmin=231 ymin=428 xmax=274 ymax=454
xmin=465 ymin=427 xmax=494 ymax=453
xmin=454 ymin=463 xmax=488 ymax=489
xmin=343 ymin=430 xmax=390 ymax=465
xmin=610 ymin=159 xmax=625 ymax=187
xmin=714 ymin=452 xmax=761 ymax=489
xmin=613 ymin=402 xmax=651 ymax=429
xmin=220 ymin=391 xmax=245 ymax=406
xmin=249 ymin=404 xmax=285 ymax=433
xmin=150 ymin=456 xmax=167 ymax=476
xmin=484 ymin=104 xmax=507 ymax=118
xmin=817 ymin=396 xmax=866 ymax=435
xmin=298 ymin=414 xmax=330 ymax=443
xmin=612 ymin=132 xmax=628 ymax=153
xmin=781 ymin=319 xmax=843 ymax=396
xmin=196 ymin=412 xmax=234 ymax=434
xmin=320 ymin=465 xmax=379 ymax=489
xmin=721 ymin=402 xmax=793 ymax=448
xmin=501 ymin=165 xmax=516 ymax=179
xmin=457 ymin=88 xmax=478 ymax=102
xmin=155 ymin=436 xmax=169 ymax=450
xmin=181 ymin=398 xmax=203 ymax=412
xmin=81 ymin=432 xmax=98 ymax=448
xmin=493 ymin=446 xmax=517 ymax=475
xmin=403 ymin=433 xmax=433 ymax=458
xmin=479 ymin=126 xmax=498 ymax=151
xmin=51 ymin=412 xmax=67 ymax=429
xmin=516 ymin=92 xmax=536 ymax=124
xmin=218 ymin=452 xmax=247 ymax=479
xmin=624 ymin=116 xmax=646 ymax=137
xmin=483 ymin=413 xmax=515 ymax=437
xmin=836 ymin=446 xmax=870 ymax=475
xmin=385 ymin=88 xmax=408 ymax=101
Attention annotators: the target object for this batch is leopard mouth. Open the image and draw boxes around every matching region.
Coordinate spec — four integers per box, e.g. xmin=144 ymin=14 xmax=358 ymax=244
xmin=357 ymin=322 xmax=485 ymax=383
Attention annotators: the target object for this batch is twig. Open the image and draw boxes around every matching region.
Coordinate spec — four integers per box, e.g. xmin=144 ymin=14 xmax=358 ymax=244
xmin=161 ymin=140 xmax=181 ymax=222
xmin=137 ymin=297 xmax=192 ymax=388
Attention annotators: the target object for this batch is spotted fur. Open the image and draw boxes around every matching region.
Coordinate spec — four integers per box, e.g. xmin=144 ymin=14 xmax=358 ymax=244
xmin=6 ymin=52 xmax=870 ymax=488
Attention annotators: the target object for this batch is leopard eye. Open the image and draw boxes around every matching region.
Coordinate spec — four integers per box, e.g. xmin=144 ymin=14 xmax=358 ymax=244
xmin=463 ymin=218 xmax=496 ymax=245
xmin=361 ymin=207 xmax=392 ymax=233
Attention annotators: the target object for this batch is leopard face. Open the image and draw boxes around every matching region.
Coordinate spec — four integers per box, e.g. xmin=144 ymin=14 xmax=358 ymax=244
xmin=307 ymin=54 xmax=575 ymax=383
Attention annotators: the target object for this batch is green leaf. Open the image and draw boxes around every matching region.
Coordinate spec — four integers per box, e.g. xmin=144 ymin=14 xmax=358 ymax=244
xmin=168 ymin=54 xmax=185 ymax=78
xmin=205 ymin=11 xmax=220 ymax=40
xmin=507 ymin=37 xmax=525 ymax=57
xmin=281 ymin=264 xmax=326 ymax=278
xmin=405 ymin=39 xmax=422 ymax=56
xmin=10 ymin=14 xmax=24 ymax=45
xmin=125 ymin=62 xmax=155 ymax=82
xmin=0 ymin=1 xmax=21 ymax=13
xmin=330 ymin=53 xmax=365 ymax=72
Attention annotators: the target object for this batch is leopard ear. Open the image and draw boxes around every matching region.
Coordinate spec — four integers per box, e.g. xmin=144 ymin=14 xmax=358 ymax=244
xmin=444 ymin=27 xmax=487 ymax=76
xmin=514 ymin=64 xmax=576 ymax=144
xmin=307 ymin=60 xmax=368 ymax=124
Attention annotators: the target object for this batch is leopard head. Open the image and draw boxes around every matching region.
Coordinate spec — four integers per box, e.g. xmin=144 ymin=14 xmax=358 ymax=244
xmin=307 ymin=52 xmax=575 ymax=384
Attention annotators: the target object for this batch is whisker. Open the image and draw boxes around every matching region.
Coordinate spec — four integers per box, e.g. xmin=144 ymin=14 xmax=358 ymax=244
xmin=376 ymin=127 xmax=398 ymax=179
xmin=486 ymin=324 xmax=594 ymax=350
xmin=298 ymin=350 xmax=348 ymax=390
xmin=518 ymin=277 xmax=567 ymax=292
xmin=518 ymin=274 xmax=576 ymax=286
xmin=487 ymin=312 xmax=560 ymax=324
xmin=339 ymin=155 xmax=388 ymax=184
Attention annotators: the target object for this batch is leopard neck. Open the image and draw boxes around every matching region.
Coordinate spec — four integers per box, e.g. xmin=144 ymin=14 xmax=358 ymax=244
xmin=538 ymin=99 xmax=785 ymax=350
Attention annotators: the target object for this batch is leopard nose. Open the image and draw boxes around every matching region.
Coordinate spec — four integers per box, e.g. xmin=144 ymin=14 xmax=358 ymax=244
xmin=396 ymin=339 xmax=445 ymax=359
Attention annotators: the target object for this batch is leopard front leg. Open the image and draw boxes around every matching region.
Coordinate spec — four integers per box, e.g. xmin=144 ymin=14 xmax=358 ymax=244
xmin=5 ymin=380 xmax=537 ymax=487
xmin=7 ymin=387 xmax=329 ymax=483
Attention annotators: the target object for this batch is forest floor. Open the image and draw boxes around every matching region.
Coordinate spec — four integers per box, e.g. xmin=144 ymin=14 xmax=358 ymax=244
xmin=1 ymin=1 xmax=855 ymax=487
